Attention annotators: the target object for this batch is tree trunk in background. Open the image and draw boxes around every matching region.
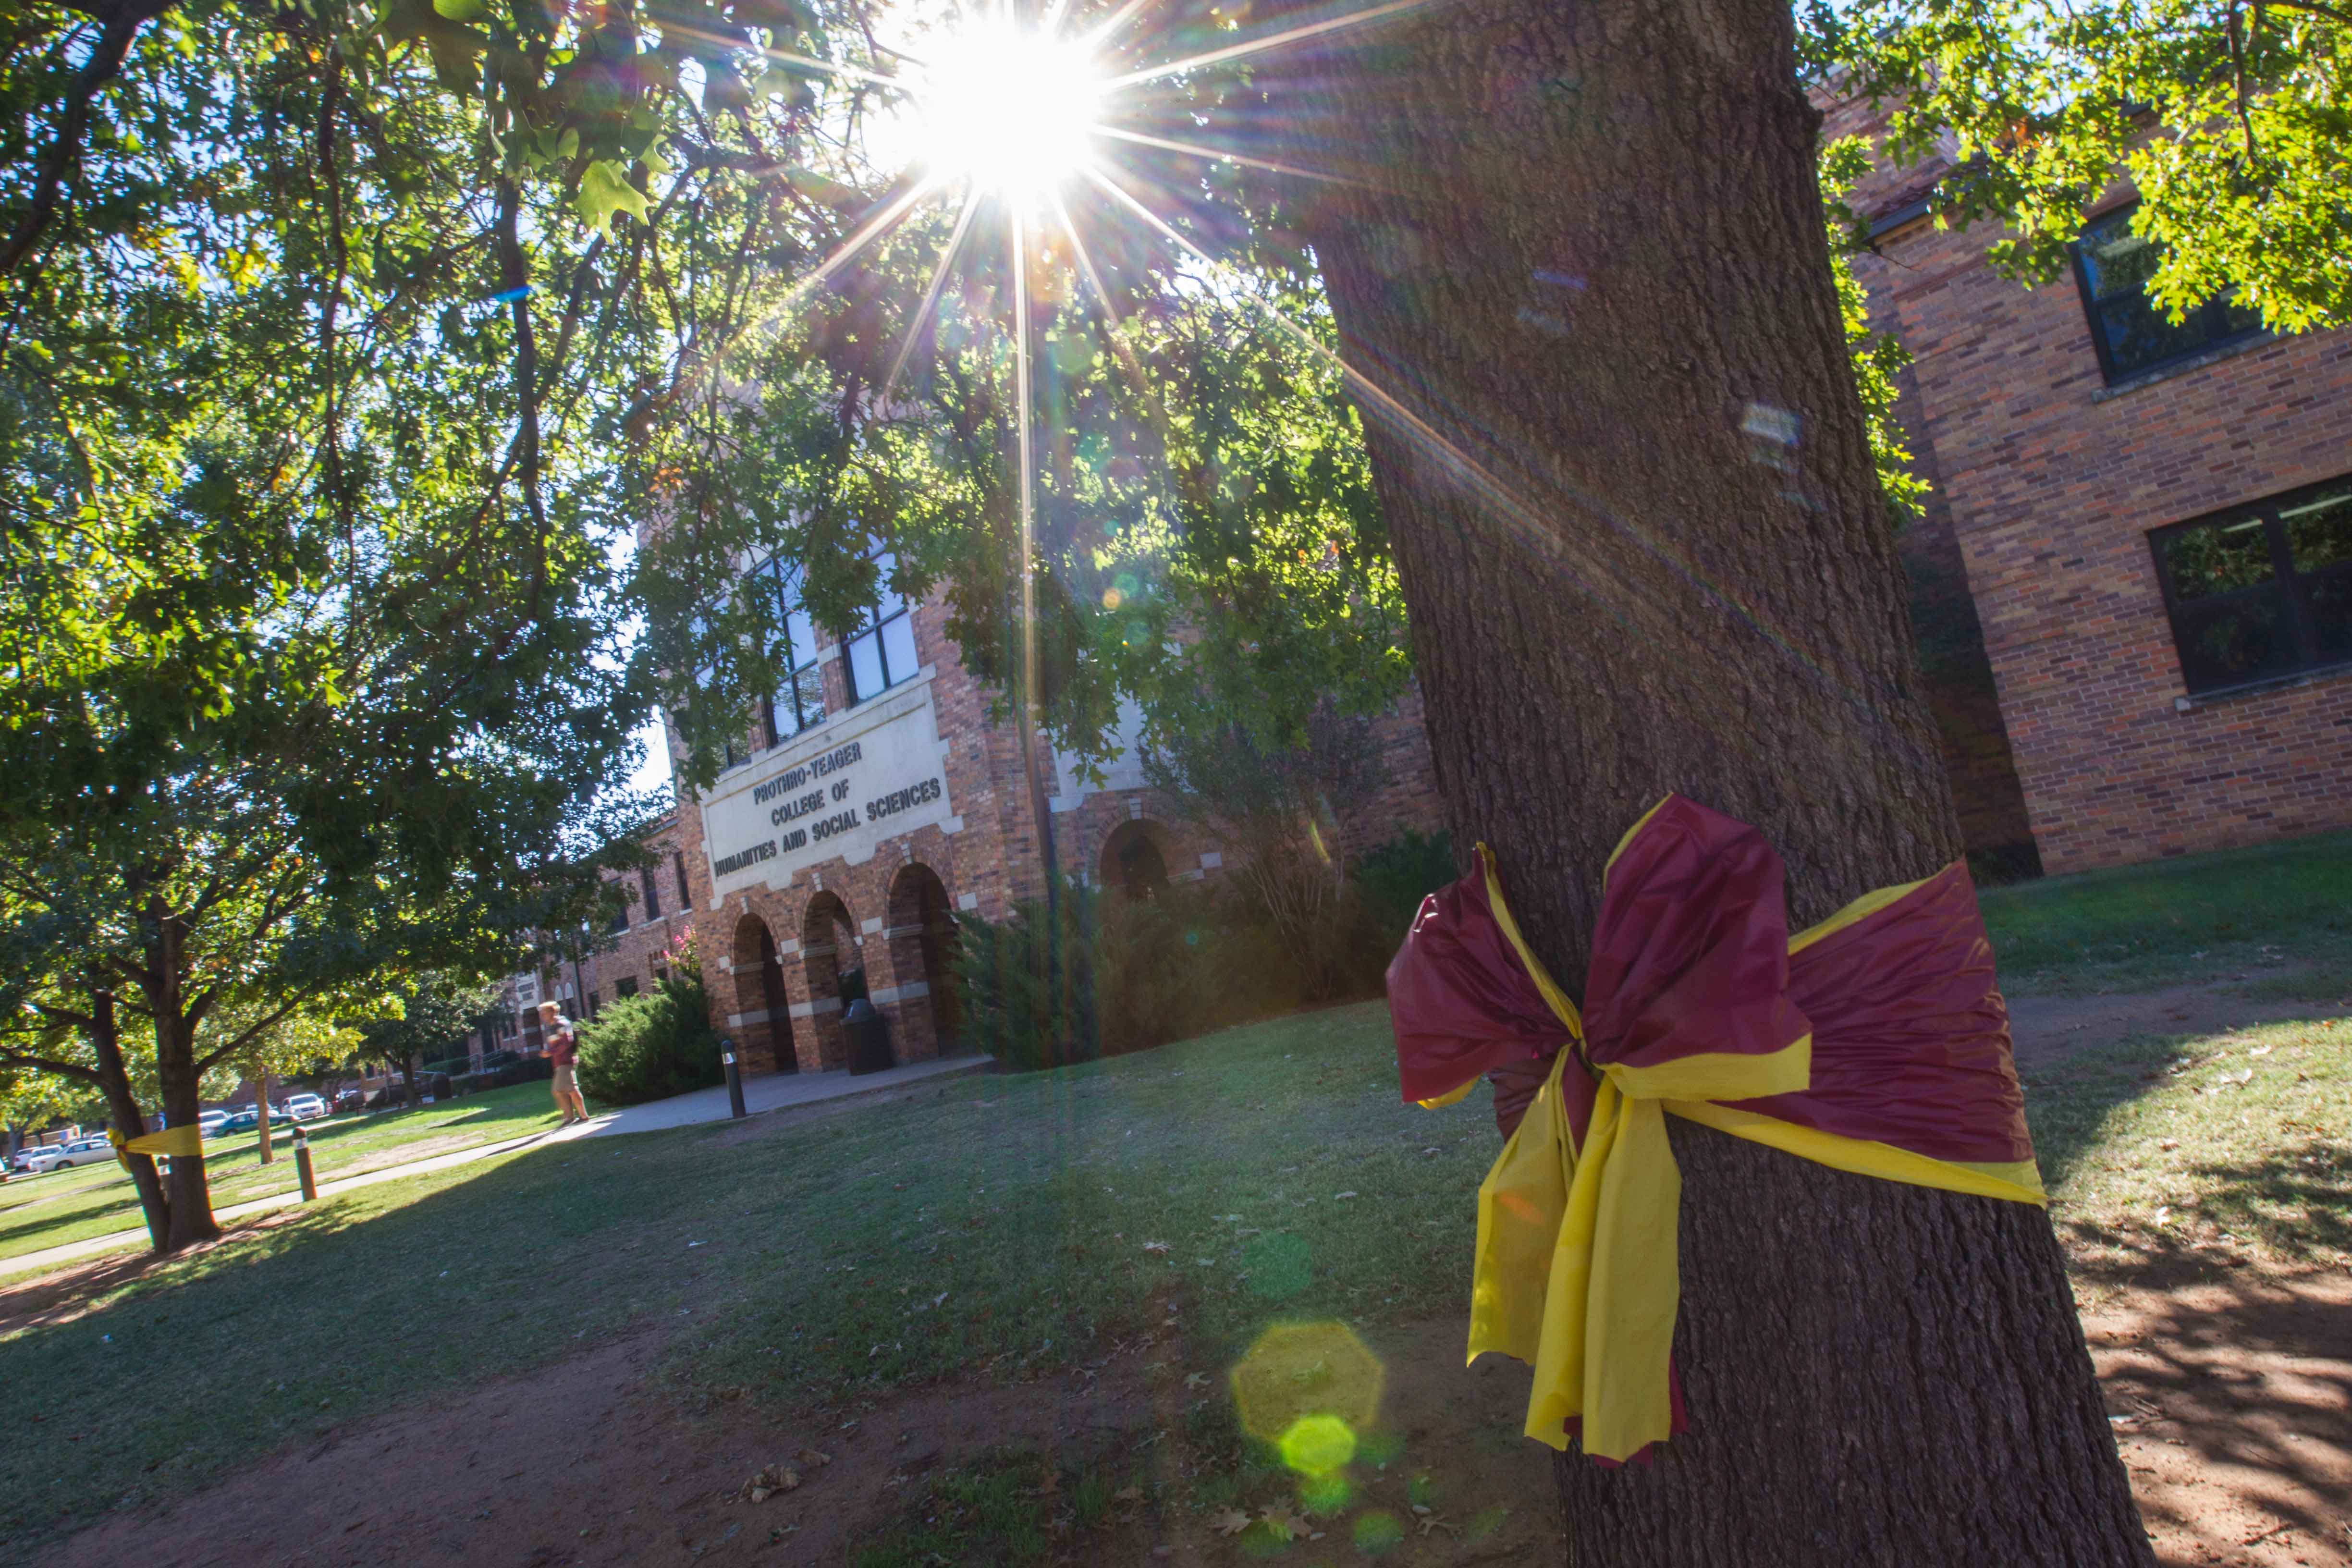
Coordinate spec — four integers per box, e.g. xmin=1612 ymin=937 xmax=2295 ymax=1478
xmin=1262 ymin=0 xmax=2154 ymax=1556
xmin=257 ymin=1070 xmax=275 ymax=1164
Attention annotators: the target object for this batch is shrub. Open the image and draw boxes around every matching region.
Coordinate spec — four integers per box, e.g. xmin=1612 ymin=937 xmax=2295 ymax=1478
xmin=956 ymin=880 xmax=1316 ymax=1072
xmin=1344 ymin=829 xmax=1459 ymax=982
xmin=574 ymin=968 xmax=722 ymax=1105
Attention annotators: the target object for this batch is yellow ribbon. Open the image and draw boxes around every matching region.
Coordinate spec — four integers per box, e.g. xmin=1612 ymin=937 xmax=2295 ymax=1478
xmin=112 ymin=1124 xmax=205 ymax=1157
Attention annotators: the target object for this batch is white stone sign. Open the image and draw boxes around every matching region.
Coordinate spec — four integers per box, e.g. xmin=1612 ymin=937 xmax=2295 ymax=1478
xmin=698 ymin=674 xmax=958 ymax=899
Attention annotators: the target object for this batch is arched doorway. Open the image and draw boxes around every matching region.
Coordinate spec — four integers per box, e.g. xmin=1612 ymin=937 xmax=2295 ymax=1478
xmin=886 ymin=863 xmax=963 ymax=1056
xmin=800 ymin=890 xmax=858 ymax=1070
xmin=729 ymin=915 xmax=797 ymax=1075
xmin=1100 ymin=818 xmax=1175 ymax=900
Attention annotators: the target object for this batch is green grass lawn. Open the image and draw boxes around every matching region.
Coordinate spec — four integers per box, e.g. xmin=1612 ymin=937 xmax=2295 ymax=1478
xmin=0 ymin=1081 xmax=571 ymax=1265
xmin=2022 ymin=1014 xmax=2351 ymax=1274
xmin=1979 ymin=828 xmax=2352 ymax=995
xmin=4 ymin=981 xmax=2346 ymax=1548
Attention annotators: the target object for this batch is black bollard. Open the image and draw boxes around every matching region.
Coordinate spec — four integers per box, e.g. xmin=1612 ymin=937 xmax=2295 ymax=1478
xmin=722 ymin=1039 xmax=747 ymax=1120
xmin=293 ymin=1125 xmax=318 ymax=1202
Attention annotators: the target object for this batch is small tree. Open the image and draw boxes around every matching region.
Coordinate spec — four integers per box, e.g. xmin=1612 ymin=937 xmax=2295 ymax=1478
xmin=1142 ymin=703 xmax=1385 ymax=999
xmin=351 ymin=979 xmax=502 ymax=1113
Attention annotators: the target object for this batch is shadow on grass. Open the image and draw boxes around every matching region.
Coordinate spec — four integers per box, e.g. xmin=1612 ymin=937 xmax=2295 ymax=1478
xmin=0 ymin=1123 xmax=712 ymax=1545
xmin=0 ymin=1187 xmax=149 ymax=1255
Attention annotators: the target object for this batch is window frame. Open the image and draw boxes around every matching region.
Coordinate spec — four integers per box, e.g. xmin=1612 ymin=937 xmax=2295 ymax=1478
xmin=2148 ymin=475 xmax=2352 ymax=696
xmin=843 ymin=539 xmax=921 ymax=704
xmin=2070 ymin=199 xmax=2263 ymax=386
xmin=751 ymin=555 xmax=827 ymax=744
xmin=640 ymin=864 xmax=662 ymax=921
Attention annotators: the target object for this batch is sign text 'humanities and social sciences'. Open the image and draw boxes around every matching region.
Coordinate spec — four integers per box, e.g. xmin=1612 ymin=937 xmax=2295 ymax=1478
xmin=700 ymin=681 xmax=956 ymax=895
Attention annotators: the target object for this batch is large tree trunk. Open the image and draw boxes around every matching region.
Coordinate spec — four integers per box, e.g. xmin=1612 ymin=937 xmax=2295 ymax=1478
xmin=1260 ymin=0 xmax=2153 ymax=1557
xmin=153 ymin=1013 xmax=220 ymax=1250
xmin=149 ymin=912 xmax=222 ymax=1250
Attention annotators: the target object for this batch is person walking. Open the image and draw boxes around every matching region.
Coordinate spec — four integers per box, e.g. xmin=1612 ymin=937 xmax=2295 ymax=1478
xmin=540 ymin=1001 xmax=589 ymax=1126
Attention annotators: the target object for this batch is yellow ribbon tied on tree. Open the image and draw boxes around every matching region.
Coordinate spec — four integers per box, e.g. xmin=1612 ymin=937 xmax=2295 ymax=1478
xmin=112 ymin=1124 xmax=205 ymax=1158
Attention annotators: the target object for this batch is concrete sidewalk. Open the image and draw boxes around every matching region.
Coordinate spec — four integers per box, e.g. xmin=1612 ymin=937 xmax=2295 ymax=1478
xmin=578 ymin=1054 xmax=990 ymax=1136
xmin=1 ymin=1054 xmax=992 ymax=1282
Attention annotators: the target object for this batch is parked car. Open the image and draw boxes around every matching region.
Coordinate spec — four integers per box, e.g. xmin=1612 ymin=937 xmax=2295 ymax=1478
xmin=199 ymin=1108 xmax=231 ymax=1138
xmin=215 ymin=1104 xmax=261 ymax=1135
xmin=282 ymin=1093 xmax=328 ymax=1121
xmin=334 ymin=1086 xmax=365 ymax=1113
xmin=50 ymin=1136 xmax=116 ymax=1170
xmin=17 ymin=1144 xmax=70 ymax=1175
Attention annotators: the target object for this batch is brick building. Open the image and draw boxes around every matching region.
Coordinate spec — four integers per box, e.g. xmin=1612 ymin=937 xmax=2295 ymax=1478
xmin=491 ymin=810 xmax=704 ymax=1057
xmin=1825 ymin=95 xmax=2352 ymax=875
xmin=603 ymin=546 xmax=1447 ymax=1081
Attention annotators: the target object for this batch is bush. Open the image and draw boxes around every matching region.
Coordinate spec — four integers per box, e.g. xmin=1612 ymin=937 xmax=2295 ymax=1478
xmin=956 ymin=880 xmax=1312 ymax=1072
xmin=422 ymin=1055 xmax=474 ymax=1078
xmin=573 ymin=969 xmax=723 ymax=1105
xmin=1343 ymin=829 xmax=1459 ymax=984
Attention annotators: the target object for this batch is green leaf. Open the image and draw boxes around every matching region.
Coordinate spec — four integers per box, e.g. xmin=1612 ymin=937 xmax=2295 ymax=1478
xmin=576 ymin=160 xmax=651 ymax=234
xmin=431 ymin=0 xmax=487 ymax=20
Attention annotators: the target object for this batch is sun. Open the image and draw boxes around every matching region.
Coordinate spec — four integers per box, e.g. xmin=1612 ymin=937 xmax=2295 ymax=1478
xmin=906 ymin=21 xmax=1104 ymax=200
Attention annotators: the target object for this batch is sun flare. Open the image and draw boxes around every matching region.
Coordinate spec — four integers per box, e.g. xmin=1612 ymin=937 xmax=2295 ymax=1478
xmin=907 ymin=23 xmax=1104 ymax=200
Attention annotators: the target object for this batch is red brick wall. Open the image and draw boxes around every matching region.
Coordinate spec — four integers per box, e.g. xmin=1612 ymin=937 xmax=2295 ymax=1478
xmin=1828 ymin=96 xmax=2352 ymax=873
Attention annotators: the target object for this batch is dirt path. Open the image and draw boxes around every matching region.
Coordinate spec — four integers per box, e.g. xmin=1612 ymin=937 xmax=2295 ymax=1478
xmin=2008 ymin=973 xmax=2345 ymax=1070
xmin=40 ymin=1315 xmax=1557 ymax=1568
xmin=35 ymin=1261 xmax=2350 ymax=1568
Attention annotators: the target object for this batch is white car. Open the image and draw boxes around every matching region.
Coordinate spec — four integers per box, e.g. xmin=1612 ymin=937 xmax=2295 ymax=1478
xmin=282 ymin=1093 xmax=328 ymax=1121
xmin=199 ymin=1108 xmax=230 ymax=1138
xmin=18 ymin=1142 xmax=78 ymax=1174
xmin=50 ymin=1136 xmax=117 ymax=1170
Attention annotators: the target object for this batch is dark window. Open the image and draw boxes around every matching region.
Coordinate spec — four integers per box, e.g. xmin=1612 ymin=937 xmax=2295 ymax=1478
xmin=685 ymin=604 xmax=748 ymax=771
xmin=616 ymin=976 xmax=639 ymax=1000
xmin=844 ymin=539 xmax=920 ymax=703
xmin=752 ymin=556 xmax=827 ymax=742
xmin=2072 ymin=202 xmax=2261 ymax=384
xmin=672 ymin=850 xmax=691 ymax=910
xmin=640 ymin=865 xmax=662 ymax=920
xmin=651 ymin=964 xmax=669 ymax=985
xmin=2151 ymin=476 xmax=2352 ymax=694
xmin=586 ymin=990 xmax=600 ymax=1018
xmin=607 ymin=893 xmax=629 ymax=934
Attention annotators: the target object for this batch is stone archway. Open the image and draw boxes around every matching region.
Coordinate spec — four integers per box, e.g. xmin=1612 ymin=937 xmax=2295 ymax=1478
xmin=799 ymin=890 xmax=858 ymax=1070
xmin=884 ymin=863 xmax=962 ymax=1059
xmin=728 ymin=914 xmax=797 ymax=1075
xmin=1100 ymin=818 xmax=1176 ymax=900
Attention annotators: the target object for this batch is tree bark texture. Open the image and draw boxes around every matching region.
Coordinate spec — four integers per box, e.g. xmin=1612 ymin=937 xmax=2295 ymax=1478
xmin=148 ymin=913 xmax=222 ymax=1250
xmin=1255 ymin=0 xmax=2154 ymax=1557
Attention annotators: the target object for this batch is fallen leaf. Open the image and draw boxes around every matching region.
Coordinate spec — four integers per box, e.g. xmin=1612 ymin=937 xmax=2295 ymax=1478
xmin=1141 ymin=1240 xmax=1170 ymax=1253
xmin=1113 ymin=1484 xmax=1144 ymax=1504
xmin=1212 ymin=1508 xmax=1253 ymax=1537
xmin=1185 ymin=1372 xmax=1211 ymax=1390
xmin=1334 ymin=1191 xmax=1359 ymax=1200
xmin=1261 ymin=1506 xmax=1311 ymax=1541
xmin=2248 ymin=1044 xmax=2273 ymax=1057
xmin=794 ymin=1448 xmax=831 ymax=1468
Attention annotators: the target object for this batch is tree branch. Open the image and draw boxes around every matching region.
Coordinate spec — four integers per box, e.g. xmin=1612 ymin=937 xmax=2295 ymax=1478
xmin=0 ymin=0 xmax=180 ymax=281
xmin=495 ymin=175 xmax=550 ymax=622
